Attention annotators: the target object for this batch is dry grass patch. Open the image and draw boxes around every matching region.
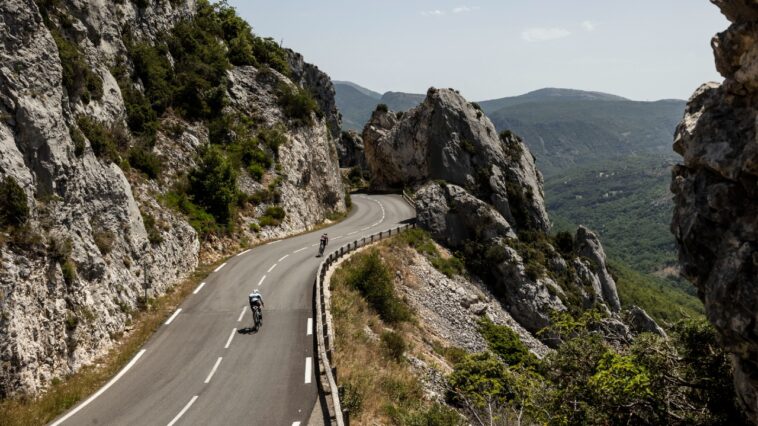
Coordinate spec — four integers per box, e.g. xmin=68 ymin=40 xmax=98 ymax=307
xmin=330 ymin=248 xmax=462 ymax=425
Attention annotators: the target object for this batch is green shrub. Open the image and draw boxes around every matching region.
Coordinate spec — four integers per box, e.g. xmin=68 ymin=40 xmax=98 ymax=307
xmin=69 ymin=126 xmax=86 ymax=157
xmin=76 ymin=115 xmax=118 ymax=162
xmin=0 ymin=176 xmax=29 ymax=227
xmin=461 ymin=139 xmax=476 ymax=155
xmin=128 ymin=40 xmax=173 ymax=115
xmin=339 ymin=381 xmax=364 ymax=415
xmin=554 ymin=231 xmax=574 ymax=256
xmin=344 ymin=251 xmax=411 ymax=324
xmin=61 ymin=260 xmax=77 ymax=285
xmin=478 ymin=318 xmax=537 ymax=367
xmin=259 ymin=205 xmax=285 ymax=227
xmin=278 ymin=83 xmax=319 ymax=125
xmin=51 ymin=28 xmax=102 ymax=103
xmin=128 ymin=145 xmax=162 ymax=179
xmin=249 ymin=222 xmax=260 ymax=233
xmin=164 ymin=191 xmax=218 ymax=236
xmin=392 ymin=403 xmax=464 ymax=426
xmin=141 ymin=211 xmax=163 ymax=245
xmin=92 ymin=229 xmax=115 ymax=255
xmin=251 ymin=36 xmax=290 ymax=75
xmin=376 ymin=103 xmax=389 ymax=113
xmin=381 ymin=331 xmax=407 ymax=361
xmin=257 ymin=127 xmax=287 ymax=155
xmin=431 ymin=256 xmax=465 ymax=278
xmin=188 ymin=146 xmax=238 ymax=224
xmin=247 ymin=163 xmax=265 ymax=181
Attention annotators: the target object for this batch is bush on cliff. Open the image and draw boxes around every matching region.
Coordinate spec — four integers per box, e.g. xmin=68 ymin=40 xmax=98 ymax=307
xmin=0 ymin=177 xmax=29 ymax=228
xmin=188 ymin=146 xmax=238 ymax=225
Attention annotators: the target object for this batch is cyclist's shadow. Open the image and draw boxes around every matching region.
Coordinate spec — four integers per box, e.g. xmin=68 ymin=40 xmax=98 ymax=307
xmin=238 ymin=327 xmax=260 ymax=334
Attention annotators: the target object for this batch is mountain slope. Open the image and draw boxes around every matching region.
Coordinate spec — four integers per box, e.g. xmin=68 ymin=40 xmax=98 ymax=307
xmin=333 ymin=82 xmax=380 ymax=131
xmin=478 ymin=87 xmax=629 ymax=114
xmin=487 ymin=99 xmax=685 ymax=176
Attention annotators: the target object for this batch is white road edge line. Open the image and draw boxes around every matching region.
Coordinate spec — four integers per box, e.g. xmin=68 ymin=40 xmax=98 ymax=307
xmin=237 ymin=307 xmax=246 ymax=322
xmin=305 ymin=357 xmax=312 ymax=384
xmin=50 ymin=349 xmax=147 ymax=426
xmin=307 ymin=318 xmax=313 ymax=336
xmin=204 ymin=357 xmax=223 ymax=384
xmin=214 ymin=262 xmax=227 ymax=272
xmin=167 ymin=395 xmax=198 ymax=426
xmin=192 ymin=282 xmax=206 ymax=294
xmin=236 ymin=249 xmax=250 ymax=257
xmin=361 ymin=226 xmax=371 ymax=231
xmin=258 ymin=275 xmax=266 ymax=286
xmin=294 ymin=247 xmax=307 ymax=253
xmin=225 ymin=328 xmax=236 ymax=349
xmin=278 ymin=254 xmax=289 ymax=262
xmin=165 ymin=308 xmax=182 ymax=325
xmin=266 ymin=240 xmax=281 ymax=245
xmin=267 ymin=264 xmax=277 ymax=273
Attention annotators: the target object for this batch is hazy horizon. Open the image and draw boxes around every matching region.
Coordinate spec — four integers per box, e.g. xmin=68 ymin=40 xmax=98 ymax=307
xmin=228 ymin=1 xmax=727 ymax=102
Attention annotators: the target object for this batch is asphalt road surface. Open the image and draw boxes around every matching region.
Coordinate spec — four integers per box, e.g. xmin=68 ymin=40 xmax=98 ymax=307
xmin=50 ymin=194 xmax=415 ymax=426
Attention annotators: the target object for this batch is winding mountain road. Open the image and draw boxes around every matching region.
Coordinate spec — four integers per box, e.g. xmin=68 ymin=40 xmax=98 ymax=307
xmin=50 ymin=194 xmax=415 ymax=426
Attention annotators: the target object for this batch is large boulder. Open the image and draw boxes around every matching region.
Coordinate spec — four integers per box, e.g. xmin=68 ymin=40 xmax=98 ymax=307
xmin=415 ymin=181 xmax=516 ymax=248
xmin=671 ymin=0 xmax=758 ymax=419
xmin=364 ymin=87 xmax=550 ymax=232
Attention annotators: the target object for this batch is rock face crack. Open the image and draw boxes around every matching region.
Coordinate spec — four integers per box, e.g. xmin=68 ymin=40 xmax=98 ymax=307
xmin=671 ymin=0 xmax=758 ymax=420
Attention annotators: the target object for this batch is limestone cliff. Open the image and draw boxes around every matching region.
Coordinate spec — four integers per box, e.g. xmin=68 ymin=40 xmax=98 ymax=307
xmin=363 ymin=88 xmax=632 ymax=338
xmin=0 ymin=0 xmax=344 ymax=396
xmin=671 ymin=0 xmax=758 ymax=419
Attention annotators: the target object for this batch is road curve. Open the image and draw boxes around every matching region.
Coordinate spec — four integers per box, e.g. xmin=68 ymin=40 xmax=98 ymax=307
xmin=50 ymin=194 xmax=415 ymax=426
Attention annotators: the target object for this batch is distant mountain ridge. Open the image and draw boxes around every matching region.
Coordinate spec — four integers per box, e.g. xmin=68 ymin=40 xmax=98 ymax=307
xmin=334 ymin=82 xmax=685 ymax=176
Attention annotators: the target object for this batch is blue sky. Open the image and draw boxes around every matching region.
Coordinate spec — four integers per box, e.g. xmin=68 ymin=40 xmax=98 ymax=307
xmin=227 ymin=1 xmax=728 ymax=101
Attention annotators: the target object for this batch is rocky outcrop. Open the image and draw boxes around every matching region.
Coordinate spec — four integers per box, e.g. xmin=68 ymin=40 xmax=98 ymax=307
xmin=575 ymin=226 xmax=621 ymax=312
xmin=336 ymin=130 xmax=366 ymax=170
xmin=0 ymin=0 xmax=344 ymax=396
xmin=364 ymin=88 xmax=550 ymax=232
xmin=625 ymin=306 xmax=667 ymax=338
xmin=415 ymin=182 xmax=516 ymax=248
xmin=671 ymin=0 xmax=758 ymax=419
xmin=362 ymin=89 xmax=634 ymax=338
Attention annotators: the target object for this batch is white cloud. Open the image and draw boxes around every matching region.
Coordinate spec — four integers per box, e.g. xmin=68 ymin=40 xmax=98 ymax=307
xmin=421 ymin=9 xmax=445 ymax=16
xmin=521 ymin=27 xmax=572 ymax=42
xmin=581 ymin=20 xmax=596 ymax=32
xmin=452 ymin=6 xmax=480 ymax=13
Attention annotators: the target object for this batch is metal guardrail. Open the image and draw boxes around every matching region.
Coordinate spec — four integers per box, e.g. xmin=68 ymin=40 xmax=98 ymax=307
xmin=314 ymin=222 xmax=417 ymax=425
xmin=402 ymin=189 xmax=416 ymax=208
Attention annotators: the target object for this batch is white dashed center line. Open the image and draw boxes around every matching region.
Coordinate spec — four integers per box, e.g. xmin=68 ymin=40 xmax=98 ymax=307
xmin=225 ymin=328 xmax=236 ymax=349
xmin=294 ymin=247 xmax=307 ymax=253
xmin=192 ymin=282 xmax=206 ymax=294
xmin=307 ymin=318 xmax=312 ymax=336
xmin=237 ymin=307 xmax=246 ymax=322
xmin=165 ymin=309 xmax=181 ymax=325
xmin=167 ymin=395 xmax=198 ymax=426
xmin=304 ymin=357 xmax=312 ymax=384
xmin=214 ymin=262 xmax=226 ymax=272
xmin=267 ymin=264 xmax=277 ymax=273
xmin=292 ymin=422 xmax=301 ymax=426
xmin=204 ymin=357 xmax=223 ymax=384
xmin=278 ymin=254 xmax=289 ymax=262
xmin=347 ymin=231 xmax=358 ymax=236
xmin=258 ymin=275 xmax=266 ymax=286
